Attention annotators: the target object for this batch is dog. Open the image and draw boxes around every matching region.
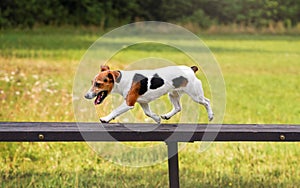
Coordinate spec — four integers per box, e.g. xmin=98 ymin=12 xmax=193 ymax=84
xmin=84 ymin=65 xmax=214 ymax=123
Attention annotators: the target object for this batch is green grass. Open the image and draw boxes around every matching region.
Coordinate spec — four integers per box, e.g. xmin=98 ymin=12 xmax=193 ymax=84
xmin=0 ymin=28 xmax=300 ymax=187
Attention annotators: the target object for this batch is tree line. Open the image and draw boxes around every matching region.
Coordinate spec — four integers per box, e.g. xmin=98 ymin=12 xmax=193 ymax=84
xmin=1 ymin=0 xmax=299 ymax=29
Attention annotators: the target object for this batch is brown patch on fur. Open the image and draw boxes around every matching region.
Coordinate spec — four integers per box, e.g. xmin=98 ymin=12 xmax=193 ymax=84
xmin=126 ymin=82 xmax=140 ymax=106
xmin=100 ymin=65 xmax=110 ymax=72
xmin=191 ymin=66 xmax=198 ymax=73
xmin=126 ymin=73 xmax=149 ymax=106
xmin=110 ymin=71 xmax=121 ymax=82
xmin=92 ymin=71 xmax=114 ymax=94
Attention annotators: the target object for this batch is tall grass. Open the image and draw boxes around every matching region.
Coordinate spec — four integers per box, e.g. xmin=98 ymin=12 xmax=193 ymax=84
xmin=0 ymin=28 xmax=299 ymax=187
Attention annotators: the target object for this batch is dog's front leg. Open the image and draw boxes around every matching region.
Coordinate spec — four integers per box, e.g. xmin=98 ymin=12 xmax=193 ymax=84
xmin=100 ymin=101 xmax=133 ymax=123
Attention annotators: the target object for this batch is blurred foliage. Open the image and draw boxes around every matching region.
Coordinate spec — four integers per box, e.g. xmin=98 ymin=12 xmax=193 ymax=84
xmin=0 ymin=0 xmax=300 ymax=29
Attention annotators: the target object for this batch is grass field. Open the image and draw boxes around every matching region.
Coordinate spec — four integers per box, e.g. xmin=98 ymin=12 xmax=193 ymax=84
xmin=0 ymin=27 xmax=299 ymax=187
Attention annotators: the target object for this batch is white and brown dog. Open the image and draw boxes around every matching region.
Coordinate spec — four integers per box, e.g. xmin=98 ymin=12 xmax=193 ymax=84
xmin=85 ymin=65 xmax=214 ymax=123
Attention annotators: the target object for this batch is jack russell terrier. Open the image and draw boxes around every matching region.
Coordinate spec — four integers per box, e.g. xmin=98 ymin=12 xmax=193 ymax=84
xmin=85 ymin=65 xmax=214 ymax=123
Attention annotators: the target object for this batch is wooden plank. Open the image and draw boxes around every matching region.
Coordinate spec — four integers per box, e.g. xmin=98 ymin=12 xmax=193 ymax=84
xmin=0 ymin=122 xmax=299 ymax=142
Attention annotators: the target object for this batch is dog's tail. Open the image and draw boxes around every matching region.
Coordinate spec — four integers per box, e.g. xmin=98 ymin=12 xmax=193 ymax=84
xmin=191 ymin=66 xmax=198 ymax=73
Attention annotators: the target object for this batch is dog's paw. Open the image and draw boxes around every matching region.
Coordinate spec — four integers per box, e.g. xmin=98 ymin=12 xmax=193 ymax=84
xmin=155 ymin=119 xmax=161 ymax=124
xmin=100 ymin=118 xmax=110 ymax=123
xmin=161 ymin=115 xmax=170 ymax=120
xmin=152 ymin=115 xmax=161 ymax=124
xmin=208 ymin=113 xmax=214 ymax=121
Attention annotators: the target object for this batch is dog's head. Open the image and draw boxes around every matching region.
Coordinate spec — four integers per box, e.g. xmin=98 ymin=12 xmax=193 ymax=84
xmin=84 ymin=65 xmax=120 ymax=105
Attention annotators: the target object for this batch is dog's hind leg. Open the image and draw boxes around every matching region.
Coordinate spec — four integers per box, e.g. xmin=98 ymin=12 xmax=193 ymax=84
xmin=200 ymin=97 xmax=214 ymax=121
xmin=139 ymin=103 xmax=161 ymax=124
xmin=161 ymin=91 xmax=182 ymax=120
xmin=184 ymin=79 xmax=214 ymax=121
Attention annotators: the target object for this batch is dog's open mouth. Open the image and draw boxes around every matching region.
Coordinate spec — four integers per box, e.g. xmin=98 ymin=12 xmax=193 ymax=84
xmin=94 ymin=90 xmax=108 ymax=105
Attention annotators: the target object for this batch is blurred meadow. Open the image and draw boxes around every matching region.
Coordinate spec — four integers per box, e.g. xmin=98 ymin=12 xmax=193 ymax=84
xmin=1 ymin=1 xmax=300 ymax=187
xmin=0 ymin=27 xmax=299 ymax=187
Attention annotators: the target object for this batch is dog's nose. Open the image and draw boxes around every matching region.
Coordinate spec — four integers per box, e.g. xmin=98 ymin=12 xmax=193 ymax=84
xmin=84 ymin=93 xmax=90 ymax=99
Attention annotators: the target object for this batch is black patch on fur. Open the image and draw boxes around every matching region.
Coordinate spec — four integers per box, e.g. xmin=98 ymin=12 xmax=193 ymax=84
xmin=116 ymin=71 xmax=122 ymax=83
xmin=133 ymin=73 xmax=148 ymax=95
xmin=150 ymin=73 xmax=164 ymax=89
xmin=172 ymin=76 xmax=188 ymax=88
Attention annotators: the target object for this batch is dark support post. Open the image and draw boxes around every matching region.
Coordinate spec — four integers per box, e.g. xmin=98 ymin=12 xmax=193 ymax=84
xmin=167 ymin=142 xmax=179 ymax=188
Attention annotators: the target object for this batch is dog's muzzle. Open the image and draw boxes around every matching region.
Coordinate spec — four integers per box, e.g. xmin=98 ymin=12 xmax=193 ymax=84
xmin=84 ymin=90 xmax=108 ymax=105
xmin=84 ymin=91 xmax=96 ymax=99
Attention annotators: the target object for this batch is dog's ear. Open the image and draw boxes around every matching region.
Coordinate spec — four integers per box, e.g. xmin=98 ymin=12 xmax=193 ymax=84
xmin=107 ymin=72 xmax=114 ymax=83
xmin=100 ymin=65 xmax=110 ymax=72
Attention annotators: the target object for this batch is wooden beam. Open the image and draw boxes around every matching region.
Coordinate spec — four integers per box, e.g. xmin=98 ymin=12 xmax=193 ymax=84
xmin=0 ymin=122 xmax=299 ymax=142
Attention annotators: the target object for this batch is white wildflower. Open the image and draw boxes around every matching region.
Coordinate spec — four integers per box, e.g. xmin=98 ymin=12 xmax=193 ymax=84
xmin=32 ymin=75 xmax=39 ymax=80
xmin=4 ymin=76 xmax=10 ymax=82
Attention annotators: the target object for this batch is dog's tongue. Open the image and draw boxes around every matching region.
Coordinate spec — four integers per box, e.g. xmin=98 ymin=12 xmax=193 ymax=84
xmin=94 ymin=91 xmax=107 ymax=105
xmin=94 ymin=93 xmax=102 ymax=105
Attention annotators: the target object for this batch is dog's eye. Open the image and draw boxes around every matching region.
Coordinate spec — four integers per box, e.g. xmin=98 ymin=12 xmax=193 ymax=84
xmin=103 ymin=78 xmax=108 ymax=83
xmin=94 ymin=82 xmax=101 ymax=87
